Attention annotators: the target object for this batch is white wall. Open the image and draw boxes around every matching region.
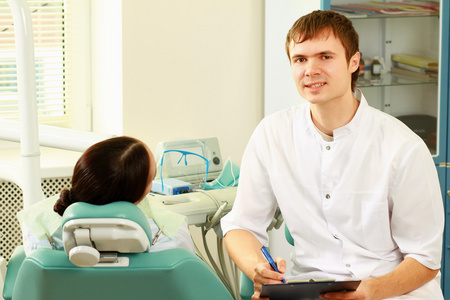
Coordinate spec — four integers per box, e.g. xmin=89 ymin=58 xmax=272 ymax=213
xmin=90 ymin=0 xmax=322 ymax=280
xmin=265 ymin=0 xmax=322 ymax=276
xmin=264 ymin=0 xmax=322 ymax=115
xmin=91 ymin=0 xmax=123 ymax=136
xmin=92 ymin=0 xmax=265 ymax=166
xmin=91 ymin=3 xmax=265 ymax=287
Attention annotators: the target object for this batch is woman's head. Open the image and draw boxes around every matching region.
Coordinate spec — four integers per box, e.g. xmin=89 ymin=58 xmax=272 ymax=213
xmin=54 ymin=136 xmax=156 ymax=216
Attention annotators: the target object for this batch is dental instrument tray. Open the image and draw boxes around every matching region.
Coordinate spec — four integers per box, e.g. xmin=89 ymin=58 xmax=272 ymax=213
xmin=260 ymin=279 xmax=361 ymax=299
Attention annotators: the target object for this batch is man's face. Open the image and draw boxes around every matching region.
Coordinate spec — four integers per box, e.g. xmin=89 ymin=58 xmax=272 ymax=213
xmin=288 ymin=31 xmax=359 ymax=106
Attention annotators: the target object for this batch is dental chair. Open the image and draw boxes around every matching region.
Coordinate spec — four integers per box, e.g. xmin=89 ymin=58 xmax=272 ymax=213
xmin=3 ymin=201 xmax=233 ymax=300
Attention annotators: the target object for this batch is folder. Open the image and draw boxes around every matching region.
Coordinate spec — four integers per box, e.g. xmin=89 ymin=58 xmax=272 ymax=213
xmin=260 ymin=280 xmax=361 ymax=300
xmin=391 ymin=54 xmax=438 ymax=71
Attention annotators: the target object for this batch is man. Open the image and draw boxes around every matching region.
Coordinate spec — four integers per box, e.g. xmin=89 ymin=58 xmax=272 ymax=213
xmin=221 ymin=10 xmax=444 ymax=300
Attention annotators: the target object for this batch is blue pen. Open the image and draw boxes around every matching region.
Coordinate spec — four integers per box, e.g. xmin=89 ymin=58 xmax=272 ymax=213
xmin=261 ymin=246 xmax=286 ymax=284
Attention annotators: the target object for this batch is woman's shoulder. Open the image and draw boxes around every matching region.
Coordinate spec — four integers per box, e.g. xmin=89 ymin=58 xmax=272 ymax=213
xmin=17 ymin=194 xmax=62 ymax=241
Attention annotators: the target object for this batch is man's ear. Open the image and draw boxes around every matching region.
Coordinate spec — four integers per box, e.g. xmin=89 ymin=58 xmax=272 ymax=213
xmin=349 ymin=51 xmax=360 ymax=73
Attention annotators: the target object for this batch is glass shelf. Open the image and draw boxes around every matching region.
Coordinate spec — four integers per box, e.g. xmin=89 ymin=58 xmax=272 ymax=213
xmin=356 ymin=72 xmax=438 ymax=88
xmin=344 ymin=13 xmax=439 ymax=20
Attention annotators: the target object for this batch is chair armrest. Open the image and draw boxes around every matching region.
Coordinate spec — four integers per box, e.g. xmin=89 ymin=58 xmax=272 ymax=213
xmin=3 ymin=246 xmax=26 ymax=300
xmin=239 ymin=271 xmax=254 ymax=300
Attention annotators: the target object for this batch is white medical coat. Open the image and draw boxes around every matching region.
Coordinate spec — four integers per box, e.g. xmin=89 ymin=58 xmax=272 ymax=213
xmin=221 ymin=90 xmax=444 ymax=299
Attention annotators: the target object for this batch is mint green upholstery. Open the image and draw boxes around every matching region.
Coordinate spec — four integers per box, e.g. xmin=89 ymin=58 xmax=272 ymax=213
xmin=240 ymin=271 xmax=254 ymax=300
xmin=5 ymin=247 xmax=232 ymax=300
xmin=3 ymin=246 xmax=26 ymax=300
xmin=4 ymin=201 xmax=233 ymax=300
xmin=62 ymin=201 xmax=153 ymax=243
xmin=285 ymin=225 xmax=294 ymax=246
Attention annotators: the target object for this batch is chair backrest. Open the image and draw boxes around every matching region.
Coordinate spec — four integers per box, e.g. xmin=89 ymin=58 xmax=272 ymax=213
xmin=61 ymin=202 xmax=153 ymax=267
xmin=4 ymin=202 xmax=233 ymax=300
xmin=7 ymin=247 xmax=233 ymax=300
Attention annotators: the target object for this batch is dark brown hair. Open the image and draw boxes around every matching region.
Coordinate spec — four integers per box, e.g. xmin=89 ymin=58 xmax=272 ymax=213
xmin=285 ymin=10 xmax=360 ymax=91
xmin=54 ymin=136 xmax=151 ymax=216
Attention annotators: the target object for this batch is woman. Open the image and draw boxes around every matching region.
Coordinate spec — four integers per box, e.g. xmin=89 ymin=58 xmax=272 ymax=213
xmin=19 ymin=136 xmax=195 ymax=255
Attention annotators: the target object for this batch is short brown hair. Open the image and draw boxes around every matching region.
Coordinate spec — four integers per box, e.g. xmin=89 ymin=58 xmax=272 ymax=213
xmin=285 ymin=10 xmax=360 ymax=91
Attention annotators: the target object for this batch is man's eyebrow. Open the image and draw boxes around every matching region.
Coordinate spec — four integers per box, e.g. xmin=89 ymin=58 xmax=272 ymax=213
xmin=291 ymin=50 xmax=336 ymax=61
xmin=317 ymin=50 xmax=336 ymax=56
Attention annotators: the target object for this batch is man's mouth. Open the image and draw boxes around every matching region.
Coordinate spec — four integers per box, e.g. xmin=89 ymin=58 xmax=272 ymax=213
xmin=305 ymin=82 xmax=325 ymax=88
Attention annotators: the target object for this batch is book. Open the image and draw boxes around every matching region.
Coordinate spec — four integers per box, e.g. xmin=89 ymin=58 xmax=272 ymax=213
xmin=330 ymin=5 xmax=368 ymax=18
xmin=332 ymin=1 xmax=439 ymax=17
xmin=371 ymin=1 xmax=438 ymax=14
xmin=392 ymin=61 xmax=438 ymax=76
xmin=387 ymin=1 xmax=439 ymax=12
xmin=391 ymin=66 xmax=436 ymax=82
xmin=339 ymin=4 xmax=408 ymax=15
xmin=391 ymin=53 xmax=438 ymax=71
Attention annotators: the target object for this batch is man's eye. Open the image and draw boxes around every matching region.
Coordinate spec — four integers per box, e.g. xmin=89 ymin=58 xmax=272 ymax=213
xmin=323 ymin=55 xmax=331 ymax=60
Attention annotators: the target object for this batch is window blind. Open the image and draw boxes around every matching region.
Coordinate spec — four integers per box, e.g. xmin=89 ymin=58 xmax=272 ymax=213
xmin=0 ymin=0 xmax=71 ymax=122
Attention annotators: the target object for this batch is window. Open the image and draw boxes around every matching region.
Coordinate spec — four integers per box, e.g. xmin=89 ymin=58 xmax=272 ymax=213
xmin=0 ymin=0 xmax=90 ymax=129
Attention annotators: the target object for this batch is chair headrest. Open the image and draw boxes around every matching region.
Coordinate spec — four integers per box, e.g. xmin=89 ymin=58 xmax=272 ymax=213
xmin=61 ymin=201 xmax=152 ymax=267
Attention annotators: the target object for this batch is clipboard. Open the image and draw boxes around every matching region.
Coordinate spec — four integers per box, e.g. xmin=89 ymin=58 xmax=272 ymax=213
xmin=260 ymin=280 xmax=361 ymax=300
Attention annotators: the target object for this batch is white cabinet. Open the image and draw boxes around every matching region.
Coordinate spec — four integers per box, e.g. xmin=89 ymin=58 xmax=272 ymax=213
xmin=265 ymin=0 xmax=450 ymax=294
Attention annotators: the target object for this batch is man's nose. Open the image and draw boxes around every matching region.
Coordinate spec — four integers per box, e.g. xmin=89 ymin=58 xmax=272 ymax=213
xmin=305 ymin=60 xmax=320 ymax=77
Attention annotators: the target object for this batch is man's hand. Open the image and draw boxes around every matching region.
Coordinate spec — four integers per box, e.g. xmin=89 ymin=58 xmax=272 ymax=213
xmin=319 ymin=280 xmax=372 ymax=300
xmin=224 ymin=230 xmax=288 ymax=300
xmin=251 ymin=257 xmax=286 ymax=300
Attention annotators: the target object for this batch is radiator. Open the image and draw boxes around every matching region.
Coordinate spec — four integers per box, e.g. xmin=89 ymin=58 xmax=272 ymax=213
xmin=0 ymin=177 xmax=71 ymax=260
